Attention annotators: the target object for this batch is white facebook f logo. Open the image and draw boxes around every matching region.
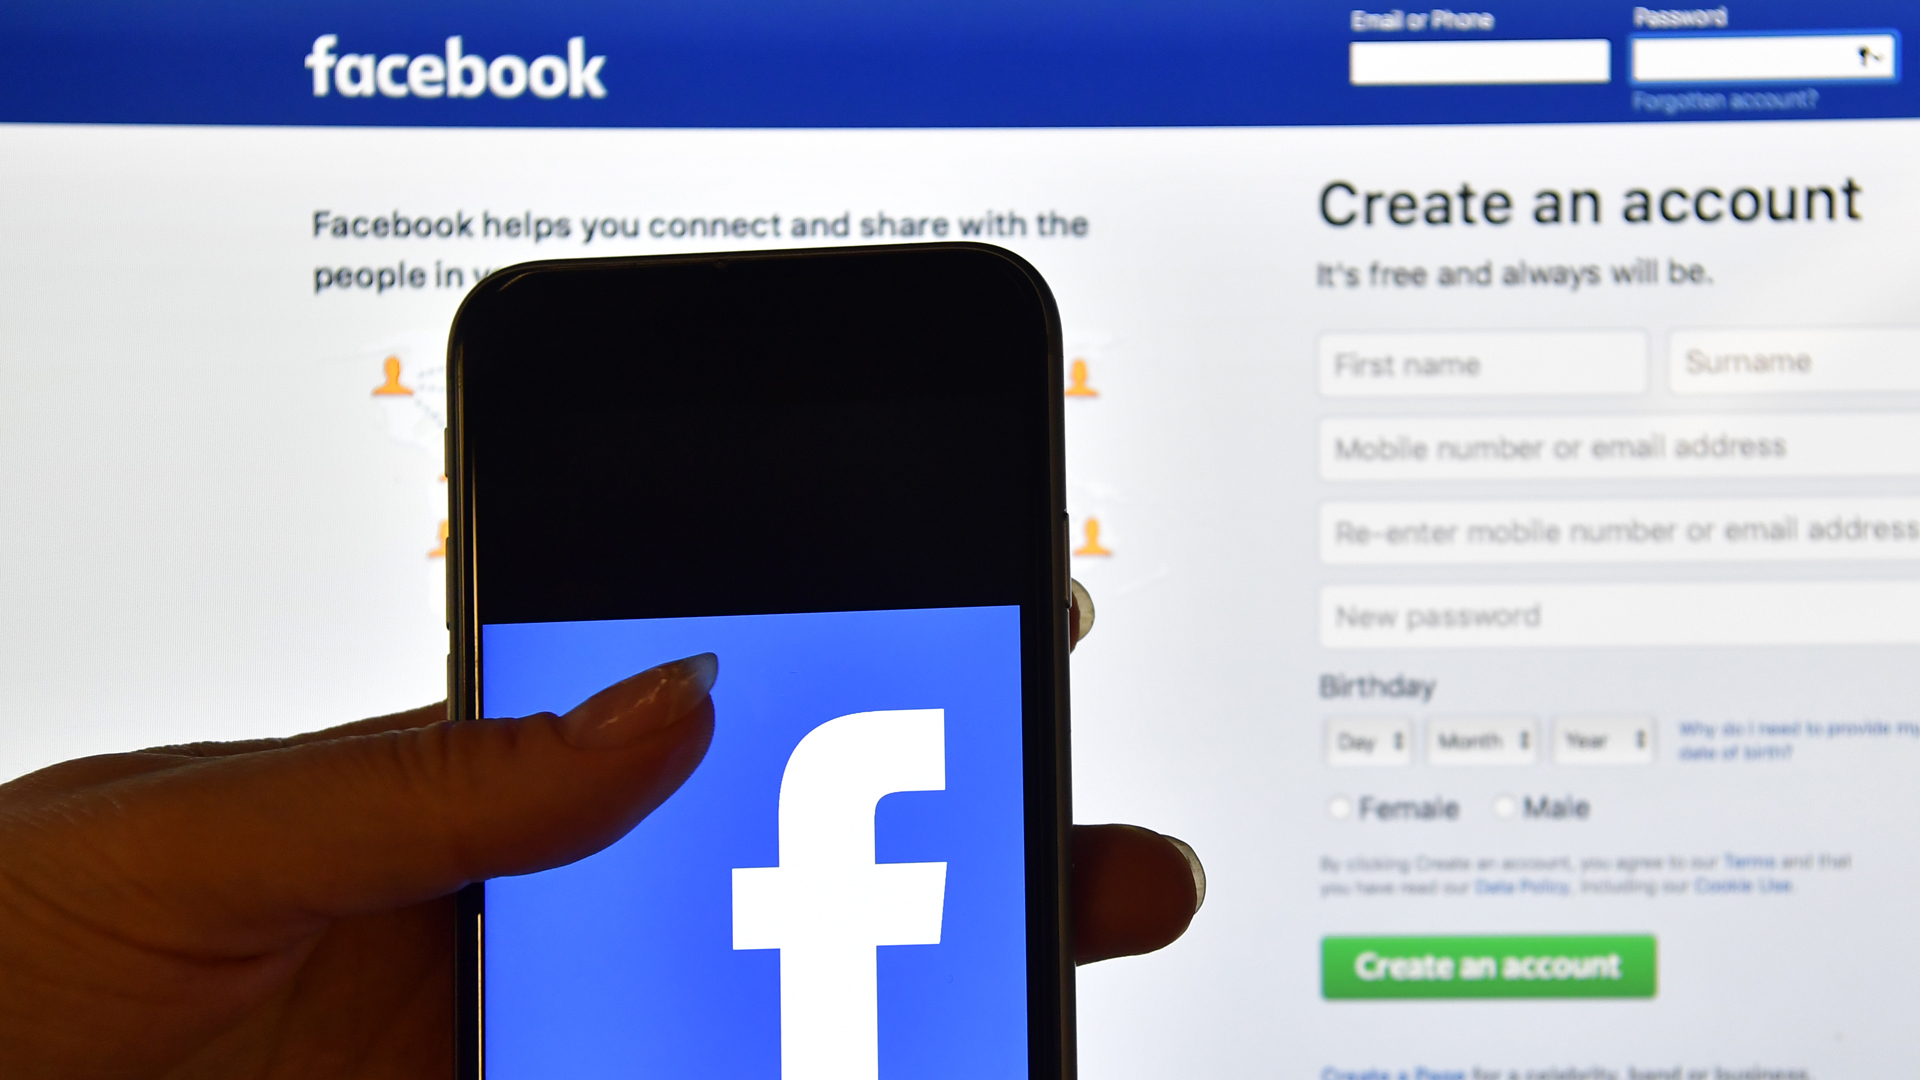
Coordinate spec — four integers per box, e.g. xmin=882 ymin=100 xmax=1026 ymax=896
xmin=732 ymin=709 xmax=949 ymax=1080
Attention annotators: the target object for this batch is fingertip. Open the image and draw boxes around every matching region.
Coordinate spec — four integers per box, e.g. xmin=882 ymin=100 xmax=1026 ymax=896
xmin=685 ymin=651 xmax=719 ymax=693
xmin=557 ymin=653 xmax=720 ymax=750
xmin=1160 ymin=833 xmax=1205 ymax=913
xmin=1070 ymin=823 xmax=1198 ymax=965
xmin=1069 ymin=579 xmax=1095 ymax=650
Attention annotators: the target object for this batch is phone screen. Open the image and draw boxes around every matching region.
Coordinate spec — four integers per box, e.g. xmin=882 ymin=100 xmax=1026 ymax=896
xmin=448 ymin=247 xmax=1070 ymax=1078
xmin=480 ymin=607 xmax=1026 ymax=1077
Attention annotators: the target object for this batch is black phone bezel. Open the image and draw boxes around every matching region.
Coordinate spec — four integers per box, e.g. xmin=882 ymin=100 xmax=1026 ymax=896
xmin=446 ymin=243 xmax=1073 ymax=1080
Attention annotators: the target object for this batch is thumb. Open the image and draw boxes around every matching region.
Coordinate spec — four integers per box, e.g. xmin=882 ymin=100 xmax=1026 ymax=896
xmin=49 ymin=654 xmax=717 ymax=956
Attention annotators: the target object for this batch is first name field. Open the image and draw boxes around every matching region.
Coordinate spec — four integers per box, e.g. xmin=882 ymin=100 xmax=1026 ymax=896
xmin=1321 ymin=330 xmax=1646 ymax=397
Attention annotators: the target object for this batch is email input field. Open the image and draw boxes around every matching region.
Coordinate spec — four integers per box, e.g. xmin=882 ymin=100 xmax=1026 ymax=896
xmin=1351 ymin=40 xmax=1612 ymax=86
xmin=1322 ymin=498 xmax=1920 ymax=564
xmin=1670 ymin=328 xmax=1920 ymax=394
xmin=1321 ymin=330 xmax=1647 ymax=397
xmin=1321 ymin=412 xmax=1920 ymax=481
xmin=1322 ymin=581 xmax=1920 ymax=649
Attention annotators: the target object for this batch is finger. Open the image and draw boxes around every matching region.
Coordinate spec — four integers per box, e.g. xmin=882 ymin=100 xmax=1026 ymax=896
xmin=0 ymin=752 xmax=193 ymax=798
xmin=23 ymin=655 xmax=719 ymax=957
xmin=1069 ymin=578 xmax=1095 ymax=652
xmin=4 ymin=703 xmax=456 ymax=795
xmin=1071 ymin=823 xmax=1204 ymax=964
xmin=158 ymin=897 xmax=455 ymax=1077
xmin=139 ymin=702 xmax=448 ymax=758
xmin=2 ymin=705 xmax=453 ymax=800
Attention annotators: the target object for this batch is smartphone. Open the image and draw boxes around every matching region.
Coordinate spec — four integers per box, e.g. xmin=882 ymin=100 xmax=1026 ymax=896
xmin=445 ymin=244 xmax=1072 ymax=1080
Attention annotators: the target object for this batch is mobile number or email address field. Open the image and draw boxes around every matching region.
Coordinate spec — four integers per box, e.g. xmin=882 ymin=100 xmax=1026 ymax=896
xmin=1321 ymin=498 xmax=1920 ymax=564
xmin=1320 ymin=412 xmax=1920 ymax=481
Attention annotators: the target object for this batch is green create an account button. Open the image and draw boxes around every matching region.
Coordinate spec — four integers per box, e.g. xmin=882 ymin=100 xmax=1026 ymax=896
xmin=1323 ymin=935 xmax=1656 ymax=999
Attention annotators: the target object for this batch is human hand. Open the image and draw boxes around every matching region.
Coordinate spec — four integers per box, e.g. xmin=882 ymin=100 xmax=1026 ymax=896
xmin=1065 ymin=579 xmax=1206 ymax=964
xmin=0 ymin=583 xmax=1200 ymax=1079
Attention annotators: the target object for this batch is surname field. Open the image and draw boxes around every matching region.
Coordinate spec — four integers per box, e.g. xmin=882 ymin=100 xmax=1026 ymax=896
xmin=1322 ymin=498 xmax=1920 ymax=564
xmin=1320 ymin=581 xmax=1920 ymax=649
xmin=1670 ymin=327 xmax=1920 ymax=394
xmin=1320 ymin=412 xmax=1920 ymax=481
xmin=1321 ymin=330 xmax=1647 ymax=397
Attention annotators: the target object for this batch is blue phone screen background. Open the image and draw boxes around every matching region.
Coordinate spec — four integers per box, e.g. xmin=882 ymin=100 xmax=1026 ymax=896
xmin=481 ymin=605 xmax=1028 ymax=1079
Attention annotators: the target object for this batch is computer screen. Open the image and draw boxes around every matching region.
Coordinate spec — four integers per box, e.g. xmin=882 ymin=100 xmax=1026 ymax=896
xmin=3 ymin=1 xmax=1917 ymax=1075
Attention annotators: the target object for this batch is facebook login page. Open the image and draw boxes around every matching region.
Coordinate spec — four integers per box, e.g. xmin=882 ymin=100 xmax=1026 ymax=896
xmin=479 ymin=606 xmax=1026 ymax=1080
xmin=5 ymin=0 xmax=1920 ymax=1076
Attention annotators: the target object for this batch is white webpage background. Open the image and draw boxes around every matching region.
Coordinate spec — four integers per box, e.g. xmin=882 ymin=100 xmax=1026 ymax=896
xmin=2 ymin=121 xmax=1916 ymax=1074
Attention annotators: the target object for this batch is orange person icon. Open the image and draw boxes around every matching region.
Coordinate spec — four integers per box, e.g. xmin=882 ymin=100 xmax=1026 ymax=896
xmin=428 ymin=519 xmax=448 ymax=558
xmin=1073 ymin=516 xmax=1113 ymax=556
xmin=1064 ymin=358 xmax=1099 ymax=398
xmin=372 ymin=355 xmax=414 ymax=396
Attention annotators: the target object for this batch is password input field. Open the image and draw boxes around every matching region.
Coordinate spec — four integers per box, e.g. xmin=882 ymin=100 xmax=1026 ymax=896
xmin=1632 ymin=33 xmax=1898 ymax=84
xmin=1350 ymin=40 xmax=1613 ymax=86
xmin=1321 ymin=582 xmax=1920 ymax=649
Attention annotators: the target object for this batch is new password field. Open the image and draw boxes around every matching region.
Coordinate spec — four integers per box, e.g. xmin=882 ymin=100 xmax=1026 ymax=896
xmin=1321 ymin=581 xmax=1920 ymax=649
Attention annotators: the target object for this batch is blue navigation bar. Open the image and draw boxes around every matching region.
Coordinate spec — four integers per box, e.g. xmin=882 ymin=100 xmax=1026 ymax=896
xmin=1 ymin=0 xmax=1915 ymax=128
